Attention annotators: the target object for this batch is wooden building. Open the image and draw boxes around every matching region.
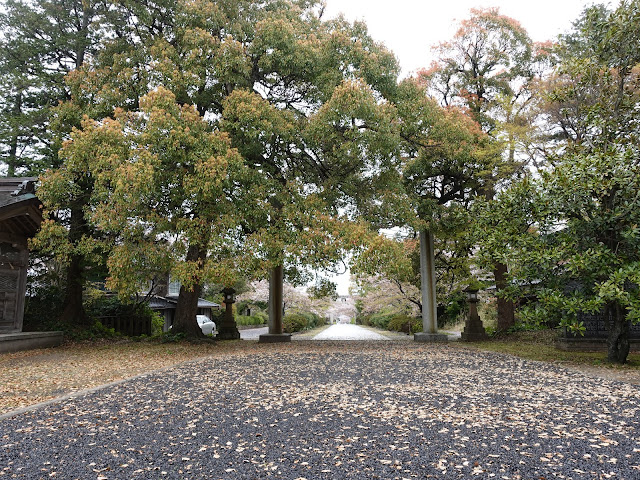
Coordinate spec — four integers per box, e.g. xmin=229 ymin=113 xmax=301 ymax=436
xmin=0 ymin=178 xmax=42 ymax=333
xmin=148 ymin=295 xmax=220 ymax=332
xmin=145 ymin=276 xmax=220 ymax=331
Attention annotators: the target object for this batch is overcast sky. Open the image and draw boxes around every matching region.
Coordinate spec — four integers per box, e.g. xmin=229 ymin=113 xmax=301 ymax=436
xmin=320 ymin=0 xmax=618 ymax=294
xmin=323 ymin=0 xmax=618 ymax=77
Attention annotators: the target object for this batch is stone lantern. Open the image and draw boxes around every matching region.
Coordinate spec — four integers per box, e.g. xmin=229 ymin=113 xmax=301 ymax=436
xmin=217 ymin=287 xmax=240 ymax=340
xmin=461 ymin=285 xmax=488 ymax=342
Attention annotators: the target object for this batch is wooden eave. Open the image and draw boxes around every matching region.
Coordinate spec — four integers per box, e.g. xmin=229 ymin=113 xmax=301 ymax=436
xmin=0 ymin=195 xmax=43 ymax=239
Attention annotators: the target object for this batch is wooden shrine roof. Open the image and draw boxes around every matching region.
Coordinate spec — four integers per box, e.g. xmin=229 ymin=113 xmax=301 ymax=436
xmin=0 ymin=178 xmax=42 ymax=240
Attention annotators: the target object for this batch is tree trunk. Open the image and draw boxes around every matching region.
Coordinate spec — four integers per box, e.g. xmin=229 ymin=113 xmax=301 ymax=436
xmin=607 ymin=303 xmax=630 ymax=364
xmin=494 ymin=262 xmax=515 ymax=332
xmin=172 ymin=244 xmax=206 ymax=338
xmin=59 ymin=204 xmax=87 ymax=325
xmin=483 ymin=183 xmax=516 ymax=334
xmin=59 ymin=252 xmax=86 ymax=325
xmin=7 ymin=92 xmax=23 ymax=177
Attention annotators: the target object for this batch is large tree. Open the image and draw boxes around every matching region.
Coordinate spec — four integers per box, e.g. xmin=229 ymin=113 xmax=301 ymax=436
xmin=477 ymin=1 xmax=640 ymax=363
xmin=420 ymin=8 xmax=547 ymax=332
xmin=0 ymin=0 xmax=130 ymax=326
xmin=35 ymin=0 xmax=400 ymax=335
xmin=71 ymin=87 xmax=247 ymax=338
xmin=353 ymin=78 xmax=489 ymax=336
xmin=0 ymin=0 xmax=120 ymax=176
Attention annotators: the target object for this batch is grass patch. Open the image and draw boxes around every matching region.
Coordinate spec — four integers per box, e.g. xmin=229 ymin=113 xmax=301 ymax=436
xmin=454 ymin=329 xmax=640 ymax=369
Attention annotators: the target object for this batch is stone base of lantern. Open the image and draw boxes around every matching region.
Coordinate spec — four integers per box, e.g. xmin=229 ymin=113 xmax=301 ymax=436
xmin=217 ymin=326 xmax=240 ymax=340
xmin=461 ymin=320 xmax=488 ymax=342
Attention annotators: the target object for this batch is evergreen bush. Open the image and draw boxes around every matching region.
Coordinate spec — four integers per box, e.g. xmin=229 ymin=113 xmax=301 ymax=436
xmin=283 ymin=313 xmax=308 ymax=333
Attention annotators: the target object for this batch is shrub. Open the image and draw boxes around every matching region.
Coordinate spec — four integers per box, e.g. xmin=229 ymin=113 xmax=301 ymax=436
xmin=90 ymin=321 xmax=118 ymax=338
xmin=151 ymin=311 xmax=165 ymax=336
xmin=412 ymin=318 xmax=423 ymax=333
xmin=236 ymin=313 xmax=267 ymax=326
xmin=359 ymin=311 xmax=422 ymax=333
xmin=369 ymin=311 xmax=395 ymax=330
xmin=23 ymin=284 xmax=65 ymax=332
xmin=388 ymin=314 xmax=423 ymax=334
xmin=85 ymin=290 xmax=157 ymax=338
xmin=438 ymin=294 xmax=467 ymax=328
xmin=24 ymin=284 xmax=158 ymax=339
xmin=161 ymin=331 xmax=186 ymax=343
xmin=299 ymin=312 xmax=323 ymax=329
xmin=312 ymin=313 xmax=327 ymax=328
xmin=283 ymin=313 xmax=308 ymax=333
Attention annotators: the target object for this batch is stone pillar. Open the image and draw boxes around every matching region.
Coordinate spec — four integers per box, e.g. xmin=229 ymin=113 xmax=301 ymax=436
xmin=461 ymin=293 xmax=488 ymax=342
xmin=217 ymin=288 xmax=240 ymax=340
xmin=414 ymin=229 xmax=447 ymax=343
xmin=259 ymin=265 xmax=291 ymax=343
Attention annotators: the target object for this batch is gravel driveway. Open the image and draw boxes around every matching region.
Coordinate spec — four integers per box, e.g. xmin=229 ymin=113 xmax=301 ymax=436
xmin=1 ymin=342 xmax=638 ymax=479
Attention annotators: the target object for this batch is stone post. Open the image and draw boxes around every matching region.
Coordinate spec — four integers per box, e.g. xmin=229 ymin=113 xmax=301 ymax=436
xmin=414 ymin=229 xmax=448 ymax=343
xmin=259 ymin=265 xmax=291 ymax=343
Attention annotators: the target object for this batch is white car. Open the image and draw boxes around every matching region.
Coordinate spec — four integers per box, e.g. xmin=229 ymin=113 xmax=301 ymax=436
xmin=196 ymin=315 xmax=217 ymax=335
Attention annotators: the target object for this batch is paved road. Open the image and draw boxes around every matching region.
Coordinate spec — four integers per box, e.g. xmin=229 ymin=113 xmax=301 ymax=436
xmin=240 ymin=324 xmax=389 ymax=341
xmin=239 ymin=326 xmax=268 ymax=340
xmin=312 ymin=323 xmax=387 ymax=340
xmin=1 ymin=342 xmax=638 ymax=479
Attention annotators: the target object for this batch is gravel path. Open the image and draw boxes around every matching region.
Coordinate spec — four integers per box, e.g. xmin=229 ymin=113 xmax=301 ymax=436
xmin=1 ymin=342 xmax=638 ymax=479
xmin=312 ymin=324 xmax=388 ymax=341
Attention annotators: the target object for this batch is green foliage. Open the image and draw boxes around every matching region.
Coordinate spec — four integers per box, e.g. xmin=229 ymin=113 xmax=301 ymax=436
xmin=550 ymin=1 xmax=640 ymax=150
xmin=24 ymin=281 xmax=157 ymax=339
xmin=282 ymin=311 xmax=324 ymax=333
xmin=387 ymin=314 xmax=422 ymax=334
xmin=368 ymin=311 xmax=395 ymax=330
xmin=307 ymin=278 xmax=338 ymax=301
xmin=160 ymin=331 xmax=187 ymax=343
xmin=151 ymin=311 xmax=165 ymax=337
xmin=412 ymin=318 xmax=423 ymax=333
xmin=300 ymin=312 xmax=324 ymax=329
xmin=474 ymin=1 xmax=640 ymax=363
xmin=236 ymin=313 xmax=268 ymax=326
xmin=283 ymin=313 xmax=308 ymax=333
xmin=439 ymin=293 xmax=467 ymax=327
xmin=83 ymin=288 xmax=158 ymax=338
xmin=89 ymin=321 xmax=118 ymax=339
xmin=0 ymin=0 xmax=119 ymax=175
xmin=489 ymin=145 xmax=640 ymax=335
xmin=22 ymin=283 xmax=65 ymax=332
